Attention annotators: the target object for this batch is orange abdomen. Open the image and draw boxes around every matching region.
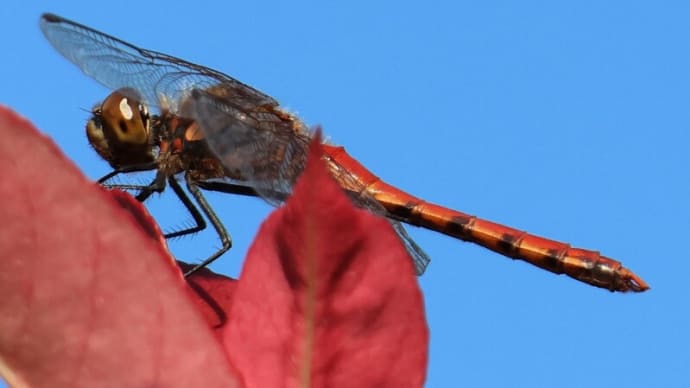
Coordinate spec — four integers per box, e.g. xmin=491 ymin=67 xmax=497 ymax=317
xmin=323 ymin=145 xmax=649 ymax=292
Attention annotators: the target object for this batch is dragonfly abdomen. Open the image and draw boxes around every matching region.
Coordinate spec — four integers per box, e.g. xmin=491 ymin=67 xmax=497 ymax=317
xmin=322 ymin=145 xmax=648 ymax=292
xmin=394 ymin=195 xmax=648 ymax=292
xmin=324 ymin=145 xmax=649 ymax=291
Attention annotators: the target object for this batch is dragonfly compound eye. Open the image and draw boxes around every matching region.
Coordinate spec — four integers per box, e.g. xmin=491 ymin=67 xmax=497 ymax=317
xmin=85 ymin=89 xmax=156 ymax=168
xmin=100 ymin=90 xmax=150 ymax=145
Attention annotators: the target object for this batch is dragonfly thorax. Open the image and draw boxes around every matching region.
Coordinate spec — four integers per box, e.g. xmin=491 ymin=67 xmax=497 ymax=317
xmin=86 ymin=88 xmax=156 ymax=168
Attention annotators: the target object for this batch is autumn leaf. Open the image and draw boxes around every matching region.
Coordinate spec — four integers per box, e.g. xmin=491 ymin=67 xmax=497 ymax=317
xmin=221 ymin=130 xmax=429 ymax=387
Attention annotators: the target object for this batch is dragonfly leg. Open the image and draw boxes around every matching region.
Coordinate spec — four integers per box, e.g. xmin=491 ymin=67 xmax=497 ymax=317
xmin=98 ymin=163 xmax=164 ymax=201
xmin=196 ymin=180 xmax=258 ymax=198
xmin=165 ymin=176 xmax=206 ymax=239
xmin=99 ymin=170 xmax=231 ymax=277
xmin=100 ymin=177 xmax=159 ymax=201
xmin=97 ymin=162 xmax=158 ymax=184
xmin=180 ymin=174 xmax=232 ymax=277
xmin=134 ymin=172 xmax=166 ymax=202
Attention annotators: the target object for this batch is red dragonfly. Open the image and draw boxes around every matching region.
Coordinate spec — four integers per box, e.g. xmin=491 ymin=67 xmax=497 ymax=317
xmin=40 ymin=13 xmax=649 ymax=292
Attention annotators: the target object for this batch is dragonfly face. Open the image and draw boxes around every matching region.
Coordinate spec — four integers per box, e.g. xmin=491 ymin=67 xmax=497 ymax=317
xmin=88 ymin=88 xmax=232 ymax=184
xmin=86 ymin=88 xmax=156 ymax=169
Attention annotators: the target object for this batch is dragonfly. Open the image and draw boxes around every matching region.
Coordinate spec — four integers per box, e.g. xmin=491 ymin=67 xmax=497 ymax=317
xmin=39 ymin=13 xmax=649 ymax=292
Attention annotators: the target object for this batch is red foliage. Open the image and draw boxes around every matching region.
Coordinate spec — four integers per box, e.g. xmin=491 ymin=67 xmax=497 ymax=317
xmin=0 ymin=106 xmax=427 ymax=387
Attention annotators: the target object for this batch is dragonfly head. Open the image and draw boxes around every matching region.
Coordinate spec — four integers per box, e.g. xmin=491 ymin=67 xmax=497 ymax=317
xmin=86 ymin=88 xmax=156 ymax=168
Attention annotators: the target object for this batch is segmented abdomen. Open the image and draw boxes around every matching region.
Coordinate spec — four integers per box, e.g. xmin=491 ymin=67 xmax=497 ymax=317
xmin=323 ymin=145 xmax=649 ymax=292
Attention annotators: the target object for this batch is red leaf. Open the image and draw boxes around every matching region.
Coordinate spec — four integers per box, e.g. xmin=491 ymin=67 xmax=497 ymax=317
xmin=0 ymin=106 xmax=241 ymax=387
xmin=223 ymin=130 xmax=429 ymax=387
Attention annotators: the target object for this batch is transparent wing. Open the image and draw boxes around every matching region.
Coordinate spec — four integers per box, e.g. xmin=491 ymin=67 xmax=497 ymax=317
xmin=390 ymin=221 xmax=431 ymax=275
xmin=189 ymin=89 xmax=311 ymax=204
xmin=39 ymin=13 xmax=277 ymax=114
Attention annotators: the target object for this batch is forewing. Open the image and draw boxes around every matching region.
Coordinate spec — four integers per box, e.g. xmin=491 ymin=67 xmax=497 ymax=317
xmin=39 ymin=13 xmax=277 ymax=115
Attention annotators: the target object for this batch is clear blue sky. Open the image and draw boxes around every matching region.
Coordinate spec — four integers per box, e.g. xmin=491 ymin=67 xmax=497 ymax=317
xmin=1 ymin=1 xmax=687 ymax=386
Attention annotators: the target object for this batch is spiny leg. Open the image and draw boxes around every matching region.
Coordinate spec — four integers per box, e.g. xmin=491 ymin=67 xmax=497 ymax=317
xmin=180 ymin=174 xmax=232 ymax=277
xmin=98 ymin=164 xmax=165 ymax=202
xmin=165 ymin=176 xmax=207 ymax=239
xmin=97 ymin=162 xmax=158 ymax=184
